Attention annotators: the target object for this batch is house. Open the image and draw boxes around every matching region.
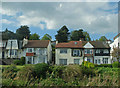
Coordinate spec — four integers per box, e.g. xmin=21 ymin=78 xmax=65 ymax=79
xmin=22 ymin=38 xmax=52 ymax=64
xmin=0 ymin=39 xmax=22 ymax=59
xmin=110 ymin=33 xmax=120 ymax=62
xmin=0 ymin=40 xmax=7 ymax=59
xmin=55 ymin=41 xmax=111 ymax=65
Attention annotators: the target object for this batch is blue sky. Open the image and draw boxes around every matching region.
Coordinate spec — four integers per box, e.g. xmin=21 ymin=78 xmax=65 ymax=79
xmin=1 ymin=2 xmax=118 ymax=41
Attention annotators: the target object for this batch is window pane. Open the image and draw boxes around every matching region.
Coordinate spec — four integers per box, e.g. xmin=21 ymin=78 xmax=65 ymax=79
xmin=60 ymin=49 xmax=67 ymax=54
xmin=74 ymin=59 xmax=80 ymax=64
xmin=59 ymin=59 xmax=67 ymax=65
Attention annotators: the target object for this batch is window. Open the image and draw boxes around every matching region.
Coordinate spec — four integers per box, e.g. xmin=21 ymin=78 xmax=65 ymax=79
xmin=85 ymin=49 xmax=92 ymax=54
xmin=74 ymin=59 xmax=80 ymax=65
xmin=98 ymin=59 xmax=100 ymax=64
xmin=59 ymin=59 xmax=67 ymax=65
xmin=104 ymin=49 xmax=109 ymax=53
xmin=9 ymin=50 xmax=15 ymax=55
xmin=73 ymin=49 xmax=81 ymax=56
xmin=87 ymin=58 xmax=91 ymax=62
xmin=95 ymin=60 xmax=97 ymax=64
xmin=95 ymin=59 xmax=100 ymax=64
xmin=103 ymin=58 xmax=108 ymax=64
xmin=28 ymin=56 xmax=32 ymax=64
xmin=60 ymin=49 xmax=67 ymax=54
xmin=100 ymin=49 xmax=104 ymax=53
xmin=28 ymin=48 xmax=33 ymax=52
xmin=96 ymin=49 xmax=100 ymax=53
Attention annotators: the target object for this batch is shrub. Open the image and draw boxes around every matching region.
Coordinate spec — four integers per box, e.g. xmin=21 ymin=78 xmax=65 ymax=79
xmin=16 ymin=65 xmax=34 ymax=81
xmin=13 ymin=57 xmax=25 ymax=65
xmin=112 ymin=61 xmax=119 ymax=68
xmin=49 ymin=65 xmax=66 ymax=78
xmin=34 ymin=63 xmax=49 ymax=79
xmin=95 ymin=64 xmax=112 ymax=67
xmin=2 ymin=65 xmax=19 ymax=79
xmin=62 ymin=65 xmax=83 ymax=82
xmin=81 ymin=66 xmax=95 ymax=77
xmin=82 ymin=61 xmax=95 ymax=68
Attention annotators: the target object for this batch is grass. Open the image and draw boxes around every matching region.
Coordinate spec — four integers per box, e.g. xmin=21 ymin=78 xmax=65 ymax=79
xmin=0 ymin=65 xmax=24 ymax=70
xmin=1 ymin=64 xmax=119 ymax=86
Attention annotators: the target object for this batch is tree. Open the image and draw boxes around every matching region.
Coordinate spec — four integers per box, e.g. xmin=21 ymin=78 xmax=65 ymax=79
xmin=2 ymin=28 xmax=16 ymax=40
xmin=111 ymin=47 xmax=120 ymax=62
xmin=16 ymin=25 xmax=30 ymax=40
xmin=83 ymin=32 xmax=91 ymax=41
xmin=41 ymin=34 xmax=52 ymax=40
xmin=55 ymin=25 xmax=70 ymax=43
xmin=70 ymin=29 xmax=85 ymax=41
xmin=29 ymin=33 xmax=40 ymax=40
xmin=98 ymin=36 xmax=107 ymax=41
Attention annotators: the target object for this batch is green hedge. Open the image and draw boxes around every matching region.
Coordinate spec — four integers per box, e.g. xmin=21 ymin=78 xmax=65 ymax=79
xmin=13 ymin=57 xmax=25 ymax=65
xmin=112 ymin=61 xmax=120 ymax=68
xmin=95 ymin=64 xmax=112 ymax=67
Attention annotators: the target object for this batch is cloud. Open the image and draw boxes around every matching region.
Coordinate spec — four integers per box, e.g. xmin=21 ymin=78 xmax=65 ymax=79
xmin=1 ymin=2 xmax=118 ymax=34
xmin=2 ymin=19 xmax=14 ymax=24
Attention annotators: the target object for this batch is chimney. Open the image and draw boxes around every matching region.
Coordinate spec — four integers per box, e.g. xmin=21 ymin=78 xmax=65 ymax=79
xmin=56 ymin=40 xmax=58 ymax=44
xmin=23 ymin=38 xmax=28 ymax=46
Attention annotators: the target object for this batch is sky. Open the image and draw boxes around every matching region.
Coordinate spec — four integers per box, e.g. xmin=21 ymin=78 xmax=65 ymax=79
xmin=0 ymin=1 xmax=119 ymax=41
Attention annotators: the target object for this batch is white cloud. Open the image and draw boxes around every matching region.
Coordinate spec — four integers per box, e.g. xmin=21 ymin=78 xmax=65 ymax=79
xmin=2 ymin=19 xmax=14 ymax=24
xmin=1 ymin=2 xmax=118 ymax=34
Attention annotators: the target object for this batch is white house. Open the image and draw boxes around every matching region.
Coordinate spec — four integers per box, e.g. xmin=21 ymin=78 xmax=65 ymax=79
xmin=110 ymin=33 xmax=120 ymax=62
xmin=22 ymin=38 xmax=52 ymax=64
xmin=55 ymin=41 xmax=111 ymax=65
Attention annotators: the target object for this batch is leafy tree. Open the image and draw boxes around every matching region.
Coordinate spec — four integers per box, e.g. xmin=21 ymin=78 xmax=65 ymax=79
xmin=41 ymin=34 xmax=52 ymax=40
xmin=111 ymin=47 xmax=120 ymax=62
xmin=29 ymin=33 xmax=40 ymax=40
xmin=98 ymin=36 xmax=107 ymax=41
xmin=83 ymin=32 xmax=91 ymax=41
xmin=2 ymin=28 xmax=16 ymax=40
xmin=70 ymin=29 xmax=85 ymax=41
xmin=55 ymin=25 xmax=70 ymax=43
xmin=16 ymin=25 xmax=30 ymax=40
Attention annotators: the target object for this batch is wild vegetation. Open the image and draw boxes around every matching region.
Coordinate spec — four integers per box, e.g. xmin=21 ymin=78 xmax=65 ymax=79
xmin=1 ymin=61 xmax=120 ymax=87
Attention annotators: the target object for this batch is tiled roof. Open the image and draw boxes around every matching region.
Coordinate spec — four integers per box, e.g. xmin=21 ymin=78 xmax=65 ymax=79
xmin=114 ymin=33 xmax=120 ymax=40
xmin=56 ymin=41 xmax=110 ymax=48
xmin=56 ymin=41 xmax=83 ymax=48
xmin=24 ymin=40 xmax=50 ymax=48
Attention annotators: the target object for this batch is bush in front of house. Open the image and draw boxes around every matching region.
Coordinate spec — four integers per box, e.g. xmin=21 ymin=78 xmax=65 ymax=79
xmin=2 ymin=65 xmax=19 ymax=79
xmin=49 ymin=65 xmax=66 ymax=78
xmin=62 ymin=65 xmax=83 ymax=82
xmin=16 ymin=65 xmax=35 ymax=81
xmin=13 ymin=57 xmax=25 ymax=65
xmin=112 ymin=61 xmax=120 ymax=68
xmin=82 ymin=61 xmax=95 ymax=68
xmin=34 ymin=63 xmax=49 ymax=79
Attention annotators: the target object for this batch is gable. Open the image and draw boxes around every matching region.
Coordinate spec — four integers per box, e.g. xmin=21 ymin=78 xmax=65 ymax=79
xmin=84 ymin=42 xmax=94 ymax=48
xmin=6 ymin=40 xmax=18 ymax=49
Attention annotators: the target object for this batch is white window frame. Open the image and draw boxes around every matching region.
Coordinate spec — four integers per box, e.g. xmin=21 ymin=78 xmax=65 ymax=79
xmin=59 ymin=59 xmax=67 ymax=65
xmin=74 ymin=59 xmax=80 ymax=65
xmin=73 ymin=49 xmax=81 ymax=56
xmin=103 ymin=58 xmax=108 ymax=64
xmin=85 ymin=49 xmax=92 ymax=54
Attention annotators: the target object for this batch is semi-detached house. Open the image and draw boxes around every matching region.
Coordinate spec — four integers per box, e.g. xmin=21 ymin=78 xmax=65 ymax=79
xmin=55 ymin=41 xmax=111 ymax=65
xmin=22 ymin=39 xmax=52 ymax=64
